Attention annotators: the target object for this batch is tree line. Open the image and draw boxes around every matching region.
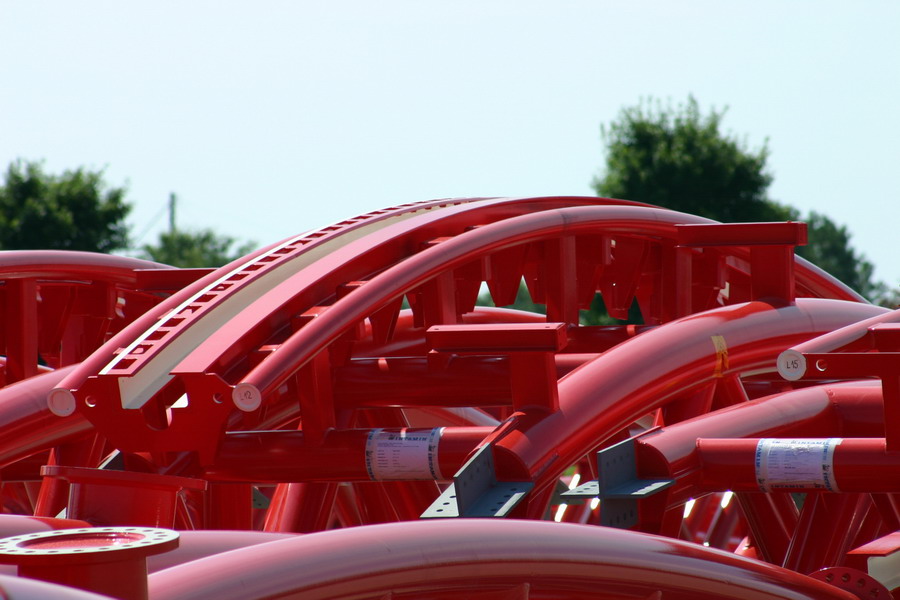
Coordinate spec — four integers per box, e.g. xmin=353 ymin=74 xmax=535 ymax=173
xmin=593 ymin=97 xmax=880 ymax=301
xmin=0 ymin=160 xmax=254 ymax=268
xmin=0 ymin=98 xmax=893 ymax=307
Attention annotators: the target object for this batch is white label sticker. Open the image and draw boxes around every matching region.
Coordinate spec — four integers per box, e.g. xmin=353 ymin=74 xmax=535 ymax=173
xmin=755 ymin=438 xmax=842 ymax=492
xmin=365 ymin=428 xmax=443 ymax=481
xmin=777 ymin=350 xmax=807 ymax=381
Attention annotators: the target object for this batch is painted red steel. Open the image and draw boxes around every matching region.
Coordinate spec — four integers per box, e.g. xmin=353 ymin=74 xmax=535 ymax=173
xmin=147 ymin=520 xmax=857 ymax=600
xmin=493 ymin=299 xmax=885 ymax=501
xmin=0 ymin=196 xmax=897 ymax=598
xmin=697 ymin=437 xmax=900 ymax=493
xmin=0 ymin=527 xmax=178 ymax=600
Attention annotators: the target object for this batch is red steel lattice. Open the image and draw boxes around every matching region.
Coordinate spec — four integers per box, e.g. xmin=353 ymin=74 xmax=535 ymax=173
xmin=0 ymin=196 xmax=894 ymax=599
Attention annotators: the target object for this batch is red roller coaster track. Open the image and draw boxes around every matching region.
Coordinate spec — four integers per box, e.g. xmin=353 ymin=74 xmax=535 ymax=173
xmin=0 ymin=196 xmax=897 ymax=599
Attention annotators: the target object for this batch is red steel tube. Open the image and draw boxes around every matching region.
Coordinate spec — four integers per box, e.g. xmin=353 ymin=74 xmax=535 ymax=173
xmin=233 ymin=205 xmax=784 ymax=403
xmin=638 ymin=381 xmax=884 ymax=487
xmin=0 ymin=365 xmax=92 ymax=468
xmin=205 ymin=427 xmax=491 ymax=482
xmin=147 ymin=519 xmax=856 ymax=600
xmin=697 ymin=437 xmax=900 ymax=493
xmin=778 ymin=307 xmax=900 ymax=381
xmin=620 ymin=380 xmax=886 ymax=564
xmin=175 ymin=198 xmax=652 ymax=379
xmin=0 ymin=251 xmax=171 ymax=282
xmin=262 ymin=483 xmax=337 ymax=533
xmin=493 ymin=298 xmax=886 ymax=493
xmin=0 ymin=574 xmax=113 ymax=599
xmin=639 ymin=381 xmax=884 ymax=477
xmin=736 ymin=493 xmax=800 ymax=565
xmin=145 ymin=530 xmax=294 ymax=573
xmin=52 ymin=197 xmax=494 ymax=410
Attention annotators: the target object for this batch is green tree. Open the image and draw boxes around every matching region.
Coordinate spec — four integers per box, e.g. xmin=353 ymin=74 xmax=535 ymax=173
xmin=796 ymin=212 xmax=877 ymax=299
xmin=593 ymin=97 xmax=878 ymax=299
xmin=0 ymin=160 xmax=130 ymax=252
xmin=141 ymin=228 xmax=256 ymax=268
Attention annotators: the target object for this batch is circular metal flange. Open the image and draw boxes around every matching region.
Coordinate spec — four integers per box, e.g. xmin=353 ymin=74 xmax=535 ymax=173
xmin=809 ymin=566 xmax=891 ymax=599
xmin=0 ymin=527 xmax=179 ymax=565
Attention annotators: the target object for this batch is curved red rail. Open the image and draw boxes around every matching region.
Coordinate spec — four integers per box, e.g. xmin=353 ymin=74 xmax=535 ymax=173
xmin=0 ymin=197 xmax=893 ymax=598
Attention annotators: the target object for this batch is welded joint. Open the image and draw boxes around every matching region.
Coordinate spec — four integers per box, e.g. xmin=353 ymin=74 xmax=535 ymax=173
xmin=420 ymin=445 xmax=532 ymax=519
xmin=561 ymin=438 xmax=673 ymax=529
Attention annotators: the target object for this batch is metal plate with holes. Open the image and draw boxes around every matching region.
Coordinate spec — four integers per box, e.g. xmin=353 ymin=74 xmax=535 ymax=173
xmin=560 ymin=438 xmax=673 ymax=529
xmin=421 ymin=445 xmax=533 ymax=518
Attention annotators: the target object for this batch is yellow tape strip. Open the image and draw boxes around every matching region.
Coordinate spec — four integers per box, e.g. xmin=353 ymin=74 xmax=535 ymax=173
xmin=711 ymin=335 xmax=729 ymax=377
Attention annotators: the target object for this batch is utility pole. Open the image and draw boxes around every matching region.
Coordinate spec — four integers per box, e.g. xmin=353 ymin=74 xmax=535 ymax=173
xmin=168 ymin=193 xmax=177 ymax=234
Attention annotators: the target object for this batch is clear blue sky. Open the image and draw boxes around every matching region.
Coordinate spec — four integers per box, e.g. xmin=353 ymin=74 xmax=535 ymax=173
xmin=2 ymin=2 xmax=898 ymax=288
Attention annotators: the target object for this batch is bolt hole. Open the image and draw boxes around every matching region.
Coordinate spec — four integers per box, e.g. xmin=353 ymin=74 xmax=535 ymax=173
xmin=85 ymin=396 xmax=98 ymax=408
xmin=212 ymin=393 xmax=223 ymax=404
xmin=816 ymin=359 xmax=828 ymax=372
xmin=842 ymin=573 xmax=851 ymax=583
xmin=825 ymin=574 xmax=834 ymax=582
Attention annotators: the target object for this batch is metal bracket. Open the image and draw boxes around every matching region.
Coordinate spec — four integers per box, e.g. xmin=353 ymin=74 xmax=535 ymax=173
xmin=421 ymin=445 xmax=533 ymax=518
xmin=561 ymin=438 xmax=673 ymax=528
xmin=252 ymin=487 xmax=270 ymax=510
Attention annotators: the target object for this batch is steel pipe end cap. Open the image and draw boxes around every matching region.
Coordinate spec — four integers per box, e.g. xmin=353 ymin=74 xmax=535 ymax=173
xmin=777 ymin=349 xmax=807 ymax=381
xmin=47 ymin=389 xmax=77 ymax=417
xmin=233 ymin=383 xmax=262 ymax=412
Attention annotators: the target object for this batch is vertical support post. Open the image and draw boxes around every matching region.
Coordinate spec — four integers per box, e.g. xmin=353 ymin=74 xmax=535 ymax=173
xmin=676 ymin=222 xmax=807 ymax=305
xmin=297 ymin=351 xmax=336 ymax=446
xmin=264 ymin=482 xmax=338 ymax=533
xmin=544 ymin=236 xmax=579 ymax=325
xmin=750 ymin=245 xmax=796 ymax=303
xmin=881 ymin=375 xmax=900 ymax=452
xmin=674 ymin=245 xmax=693 ymax=318
xmin=4 ymin=278 xmax=39 ymax=384
xmin=509 ymin=352 xmax=559 ymax=413
xmin=422 ymin=271 xmax=459 ymax=327
xmin=206 ymin=483 xmax=253 ymax=530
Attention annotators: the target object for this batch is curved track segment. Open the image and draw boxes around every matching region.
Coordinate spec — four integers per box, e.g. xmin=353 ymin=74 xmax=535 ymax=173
xmin=50 ymin=198 xmax=861 ymax=462
xmin=148 ymin=520 xmax=856 ymax=600
xmin=0 ymin=196 xmax=892 ymax=599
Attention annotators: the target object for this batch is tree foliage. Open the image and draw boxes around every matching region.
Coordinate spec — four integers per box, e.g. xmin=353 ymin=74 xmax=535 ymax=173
xmin=796 ymin=212 xmax=878 ymax=300
xmin=0 ymin=160 xmax=131 ymax=252
xmin=140 ymin=229 xmax=256 ymax=268
xmin=593 ymin=97 xmax=878 ymax=300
